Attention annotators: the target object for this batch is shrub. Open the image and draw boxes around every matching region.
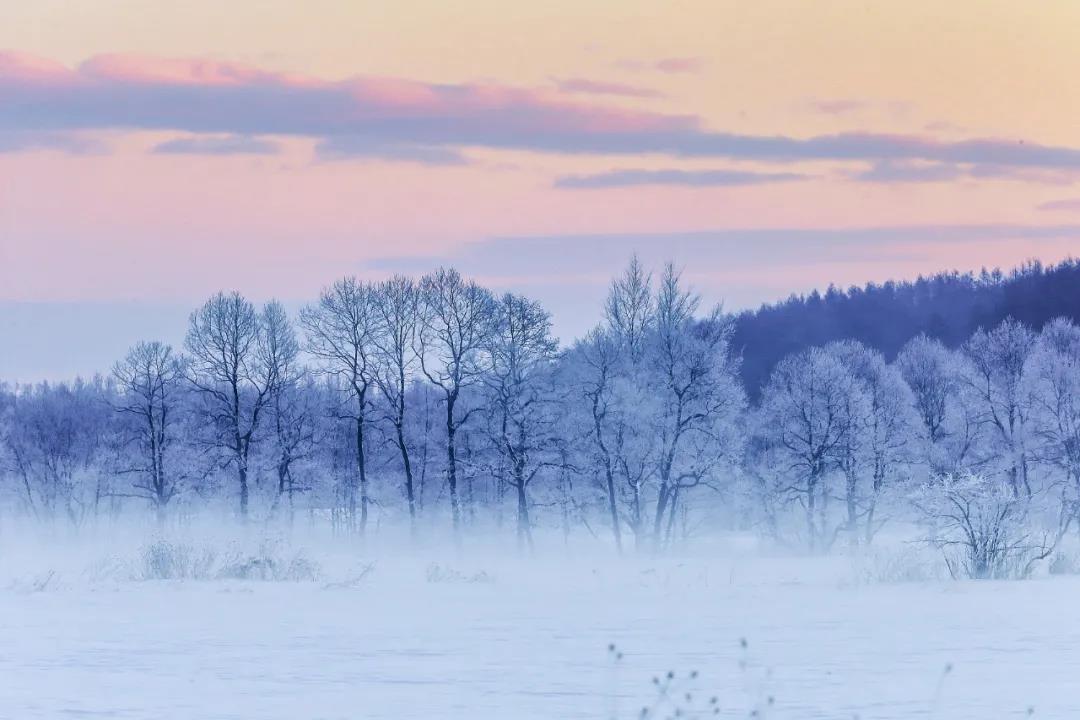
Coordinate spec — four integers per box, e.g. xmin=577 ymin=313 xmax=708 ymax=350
xmin=139 ymin=541 xmax=217 ymax=580
xmin=914 ymin=473 xmax=1067 ymax=580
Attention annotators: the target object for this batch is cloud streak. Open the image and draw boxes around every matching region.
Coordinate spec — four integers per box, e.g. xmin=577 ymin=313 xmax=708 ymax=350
xmin=1037 ymin=198 xmax=1080 ymax=212
xmin=152 ymin=134 xmax=280 ymax=155
xmin=6 ymin=52 xmax=1080 ymax=172
xmin=371 ymin=224 xmax=1080 ymax=278
xmin=554 ymin=77 xmax=662 ymax=98
xmin=315 ymin=136 xmax=468 ymax=165
xmin=807 ymin=99 xmax=866 ymax=116
xmin=0 ymin=129 xmax=103 ymax=154
xmin=654 ymin=57 xmax=704 ymax=74
xmin=850 ymin=160 xmax=1080 ymax=184
xmin=555 ymin=168 xmax=808 ymax=188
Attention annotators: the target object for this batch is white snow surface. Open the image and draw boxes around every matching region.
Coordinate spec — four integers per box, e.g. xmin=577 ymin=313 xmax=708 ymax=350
xmin=1 ymin=530 xmax=1078 ymax=719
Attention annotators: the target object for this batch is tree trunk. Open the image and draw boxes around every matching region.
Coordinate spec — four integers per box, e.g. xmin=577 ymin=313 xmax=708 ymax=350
xmin=663 ymin=487 xmax=680 ymax=550
xmin=845 ymin=469 xmax=858 ymax=551
xmin=238 ymin=463 xmax=249 ymax=521
xmin=515 ymin=477 xmax=533 ymax=552
xmin=652 ymin=482 xmax=671 ymax=551
xmin=445 ymin=396 xmax=461 ymax=538
xmin=356 ymin=414 xmax=369 ymax=537
xmin=396 ymin=421 xmax=417 ymax=536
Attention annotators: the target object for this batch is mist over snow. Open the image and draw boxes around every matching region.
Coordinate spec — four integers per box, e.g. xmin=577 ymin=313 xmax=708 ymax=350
xmin=4 ymin=258 xmax=1080 ymax=718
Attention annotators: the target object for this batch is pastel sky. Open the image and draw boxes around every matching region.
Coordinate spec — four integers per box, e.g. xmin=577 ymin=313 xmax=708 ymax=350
xmin=3 ymin=0 xmax=1080 ymax=380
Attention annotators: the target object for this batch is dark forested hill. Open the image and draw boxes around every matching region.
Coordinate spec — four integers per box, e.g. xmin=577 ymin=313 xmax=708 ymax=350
xmin=733 ymin=258 xmax=1080 ymax=395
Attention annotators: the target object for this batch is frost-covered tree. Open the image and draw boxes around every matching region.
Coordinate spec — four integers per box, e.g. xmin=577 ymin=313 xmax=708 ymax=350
xmin=599 ymin=258 xmax=658 ymax=549
xmin=262 ymin=304 xmax=315 ymax=512
xmin=962 ymin=318 xmax=1037 ymax=497
xmin=111 ymin=341 xmax=187 ymax=523
xmin=566 ymin=327 xmax=626 ymax=552
xmin=416 ymin=267 xmax=496 ymax=537
xmin=4 ymin=379 xmax=113 ymax=524
xmin=185 ymin=292 xmax=282 ymax=519
xmin=897 ymin=335 xmax=963 ymax=476
xmin=829 ymin=341 xmax=919 ymax=545
xmin=758 ymin=347 xmax=860 ymax=552
xmin=1025 ymin=318 xmax=1080 ymax=514
xmin=646 ymin=264 xmax=745 ymax=550
xmin=301 ymin=278 xmax=382 ymax=534
xmin=482 ymin=292 xmax=560 ymax=549
xmin=372 ymin=275 xmax=422 ymax=533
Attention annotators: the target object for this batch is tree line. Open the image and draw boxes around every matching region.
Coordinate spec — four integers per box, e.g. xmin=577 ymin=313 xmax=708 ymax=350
xmin=3 ymin=259 xmax=1080 ymax=564
xmin=734 ymin=257 xmax=1080 ymax=396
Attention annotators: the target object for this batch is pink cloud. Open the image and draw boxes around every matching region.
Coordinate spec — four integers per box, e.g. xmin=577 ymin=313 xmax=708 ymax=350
xmin=808 ymin=99 xmax=866 ymax=115
xmin=0 ymin=51 xmax=74 ymax=84
xmin=554 ymin=77 xmax=663 ymax=98
xmin=5 ymin=51 xmax=1080 ymax=173
xmin=654 ymin=57 xmax=704 ymax=74
xmin=79 ymin=54 xmax=279 ymax=86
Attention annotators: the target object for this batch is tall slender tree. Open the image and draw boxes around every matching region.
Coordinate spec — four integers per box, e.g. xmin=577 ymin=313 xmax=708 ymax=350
xmin=185 ymin=292 xmax=280 ymax=519
xmin=372 ymin=275 xmax=422 ymax=535
xmin=111 ymin=341 xmax=186 ymax=524
xmin=301 ymin=278 xmax=381 ymax=535
xmin=416 ymin=268 xmax=495 ymax=537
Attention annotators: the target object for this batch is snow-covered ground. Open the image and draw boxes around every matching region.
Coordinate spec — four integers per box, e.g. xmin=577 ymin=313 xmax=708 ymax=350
xmin=1 ymin=532 xmax=1078 ymax=719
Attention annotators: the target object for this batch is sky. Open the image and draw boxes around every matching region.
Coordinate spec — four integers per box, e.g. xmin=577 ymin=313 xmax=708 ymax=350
xmin=3 ymin=0 xmax=1080 ymax=381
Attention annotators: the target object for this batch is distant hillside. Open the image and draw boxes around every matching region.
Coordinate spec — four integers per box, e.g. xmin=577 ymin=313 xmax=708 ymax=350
xmin=732 ymin=257 xmax=1080 ymax=395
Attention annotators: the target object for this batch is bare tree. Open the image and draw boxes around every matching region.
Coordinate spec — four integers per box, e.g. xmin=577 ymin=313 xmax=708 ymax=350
xmin=568 ymin=328 xmax=625 ymax=553
xmin=301 ymin=278 xmax=381 ymax=535
xmin=758 ymin=347 xmax=860 ymax=552
xmin=185 ymin=292 xmax=280 ymax=520
xmin=647 ymin=264 xmax=745 ymax=550
xmin=261 ymin=303 xmax=315 ymax=514
xmin=416 ymin=267 xmax=495 ymax=537
xmin=111 ymin=341 xmax=187 ymax=524
xmin=603 ymin=258 xmax=658 ymax=550
xmin=372 ymin=275 xmax=422 ymax=535
xmin=483 ymin=292 xmax=560 ymax=550
xmin=4 ymin=379 xmax=111 ymax=524
xmin=605 ymin=255 xmax=653 ymax=362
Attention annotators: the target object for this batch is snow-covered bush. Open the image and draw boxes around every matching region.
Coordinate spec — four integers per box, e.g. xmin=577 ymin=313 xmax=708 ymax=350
xmin=1048 ymin=550 xmax=1080 ymax=576
xmin=425 ymin=562 xmax=493 ymax=584
xmin=136 ymin=540 xmax=319 ymax=582
xmin=140 ymin=541 xmax=217 ymax=580
xmin=915 ymin=473 xmax=1065 ymax=580
xmin=217 ymin=545 xmax=320 ymax=582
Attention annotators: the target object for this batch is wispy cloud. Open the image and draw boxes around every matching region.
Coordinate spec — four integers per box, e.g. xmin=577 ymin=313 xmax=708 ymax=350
xmin=850 ymin=160 xmax=1080 ymax=184
xmin=1037 ymin=198 xmax=1080 ymax=212
xmin=555 ymin=168 xmax=808 ymax=189
xmin=807 ymin=99 xmax=866 ymax=116
xmin=6 ymin=52 xmax=1080 ymax=172
xmin=152 ymin=134 xmax=280 ymax=155
xmin=0 ymin=129 xmax=103 ymax=154
xmin=315 ymin=136 xmax=468 ymax=165
xmin=654 ymin=57 xmax=704 ymax=74
xmin=371 ymin=224 xmax=1080 ymax=278
xmin=553 ymin=77 xmax=662 ymax=98
xmin=923 ymin=120 xmax=970 ymax=134
xmin=615 ymin=56 xmax=704 ymax=74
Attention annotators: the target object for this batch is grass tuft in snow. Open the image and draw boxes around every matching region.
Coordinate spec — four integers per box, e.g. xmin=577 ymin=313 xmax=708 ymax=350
xmin=425 ymin=562 xmax=494 ymax=584
xmin=135 ymin=539 xmax=321 ymax=582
